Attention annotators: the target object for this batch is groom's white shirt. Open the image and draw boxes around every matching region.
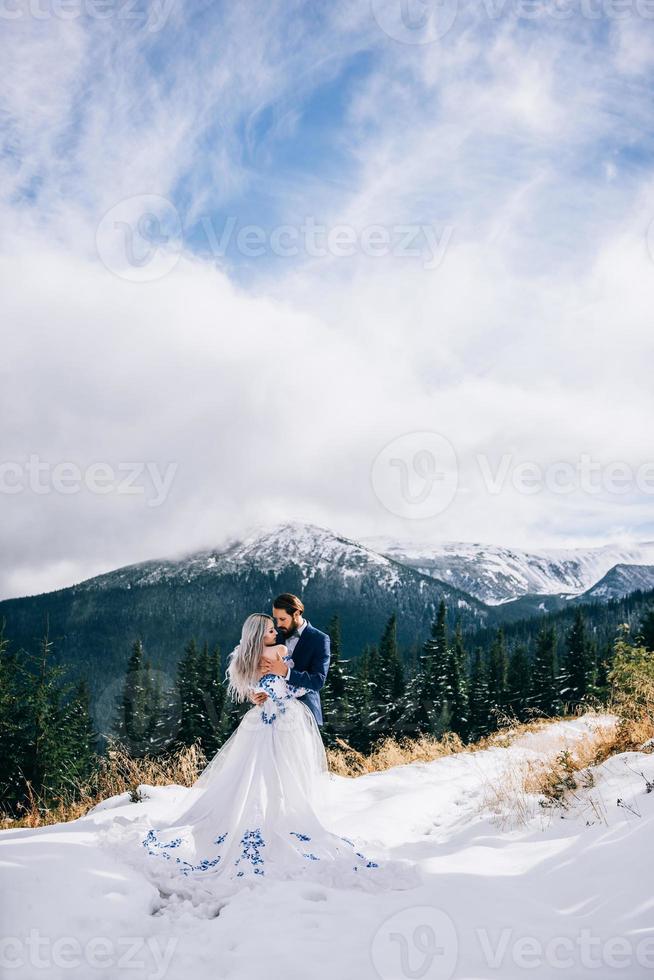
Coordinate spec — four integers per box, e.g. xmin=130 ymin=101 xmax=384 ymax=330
xmin=282 ymin=618 xmax=307 ymax=680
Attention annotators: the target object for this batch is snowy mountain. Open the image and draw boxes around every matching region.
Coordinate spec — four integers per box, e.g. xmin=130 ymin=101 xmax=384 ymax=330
xmin=4 ymin=521 xmax=654 ymax=731
xmin=363 ymin=536 xmax=654 ymax=605
xmin=0 ymin=522 xmax=491 ymax=732
xmin=581 ymin=563 xmax=654 ymax=601
xmin=3 ymin=713 xmax=652 ymax=980
xmin=71 ymin=520 xmax=487 ymax=621
xmin=76 ymin=521 xmax=416 ymax=594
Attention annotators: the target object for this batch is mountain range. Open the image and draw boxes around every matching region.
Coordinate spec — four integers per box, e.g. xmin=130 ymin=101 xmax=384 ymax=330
xmin=2 ymin=521 xmax=654 ymax=732
xmin=0 ymin=523 xmax=489 ymax=731
xmin=362 ymin=535 xmax=654 ymax=606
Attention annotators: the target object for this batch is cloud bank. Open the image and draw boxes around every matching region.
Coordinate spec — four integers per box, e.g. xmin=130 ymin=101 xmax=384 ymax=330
xmin=1 ymin=0 xmax=654 ymax=598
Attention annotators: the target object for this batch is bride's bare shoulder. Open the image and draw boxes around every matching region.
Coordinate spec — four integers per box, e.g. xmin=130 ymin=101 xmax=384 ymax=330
xmin=258 ymin=644 xmax=286 ymax=661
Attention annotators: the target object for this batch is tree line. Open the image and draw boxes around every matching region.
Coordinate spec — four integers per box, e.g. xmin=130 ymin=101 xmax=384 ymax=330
xmin=2 ymin=602 xmax=654 ymax=816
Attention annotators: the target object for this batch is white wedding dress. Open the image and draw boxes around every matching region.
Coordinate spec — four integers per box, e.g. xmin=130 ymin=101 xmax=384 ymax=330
xmin=98 ymin=654 xmax=421 ymax=905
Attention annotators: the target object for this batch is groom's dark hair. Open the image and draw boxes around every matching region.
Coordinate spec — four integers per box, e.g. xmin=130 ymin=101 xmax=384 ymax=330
xmin=272 ymin=593 xmax=304 ymax=615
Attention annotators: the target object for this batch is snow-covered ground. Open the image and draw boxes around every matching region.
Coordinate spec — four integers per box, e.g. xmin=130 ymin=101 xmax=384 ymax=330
xmin=2 ymin=713 xmax=653 ymax=980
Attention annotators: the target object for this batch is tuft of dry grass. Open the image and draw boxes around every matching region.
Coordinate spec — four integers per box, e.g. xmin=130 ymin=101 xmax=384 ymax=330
xmin=325 ymin=731 xmax=466 ymax=776
xmin=325 ymin=710 xmax=594 ymax=778
xmin=474 ymin=648 xmax=654 ymax=828
xmin=478 ymin=703 xmax=654 ymax=829
xmin=601 ymin=632 xmax=654 ymax=759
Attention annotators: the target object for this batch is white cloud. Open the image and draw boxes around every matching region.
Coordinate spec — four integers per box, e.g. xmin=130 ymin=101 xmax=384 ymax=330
xmin=1 ymin=1 xmax=653 ymax=597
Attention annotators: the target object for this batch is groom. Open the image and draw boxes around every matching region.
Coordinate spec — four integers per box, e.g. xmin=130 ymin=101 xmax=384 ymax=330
xmin=249 ymin=592 xmax=331 ymax=726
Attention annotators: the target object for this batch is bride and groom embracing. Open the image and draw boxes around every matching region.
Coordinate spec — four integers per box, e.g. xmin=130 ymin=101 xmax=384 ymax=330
xmin=99 ymin=593 xmax=421 ymax=899
xmin=244 ymin=592 xmax=330 ymax=725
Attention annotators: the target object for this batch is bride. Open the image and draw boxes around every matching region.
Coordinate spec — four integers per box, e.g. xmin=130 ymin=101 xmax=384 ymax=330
xmin=98 ymin=612 xmax=421 ymax=901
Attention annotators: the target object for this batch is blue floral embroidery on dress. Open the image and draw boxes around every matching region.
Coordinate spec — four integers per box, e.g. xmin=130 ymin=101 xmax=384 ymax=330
xmin=335 ymin=834 xmax=379 ymax=871
xmin=141 ymin=829 xmax=229 ymax=875
xmin=290 ymin=831 xmax=320 ymax=860
xmin=255 ymin=656 xmax=307 ymax=727
xmin=356 ymin=851 xmax=379 ymax=868
xmin=176 ymin=855 xmax=222 ymax=875
xmin=142 ymin=821 xmax=379 ymax=877
xmin=143 ymin=829 xmax=182 ymax=851
xmin=233 ymin=828 xmax=266 ymax=876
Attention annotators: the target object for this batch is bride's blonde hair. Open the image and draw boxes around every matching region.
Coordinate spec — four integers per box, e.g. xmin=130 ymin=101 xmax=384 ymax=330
xmin=226 ymin=612 xmax=275 ymax=702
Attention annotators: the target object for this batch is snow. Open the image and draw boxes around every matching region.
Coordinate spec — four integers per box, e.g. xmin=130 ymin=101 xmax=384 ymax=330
xmin=2 ymin=713 xmax=653 ymax=979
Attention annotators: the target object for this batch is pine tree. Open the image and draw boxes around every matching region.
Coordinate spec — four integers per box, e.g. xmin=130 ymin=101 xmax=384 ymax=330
xmin=61 ymin=679 xmax=98 ymax=790
xmin=202 ymin=643 xmax=226 ymax=756
xmin=144 ymin=666 xmax=175 ymax=755
xmin=372 ymin=614 xmax=405 ymax=734
xmin=506 ymin=645 xmax=531 ymax=721
xmin=18 ymin=622 xmax=97 ymax=807
xmin=0 ymin=624 xmax=31 ymax=812
xmin=448 ymin=622 xmax=470 ymax=738
xmin=174 ymin=638 xmax=204 ymax=748
xmin=487 ymin=627 xmax=509 ymax=719
xmin=415 ymin=600 xmax=450 ymax=734
xmin=0 ymin=622 xmax=101 ymax=814
xmin=350 ymin=645 xmax=378 ymax=751
xmin=321 ymin=616 xmax=351 ymax=746
xmin=559 ymin=609 xmax=594 ymax=710
xmin=195 ymin=641 xmax=213 ymax=746
xmin=467 ymin=647 xmax=491 ymax=741
xmin=23 ymin=624 xmax=72 ymax=802
xmin=115 ymin=639 xmax=155 ymax=756
xmin=422 ymin=600 xmax=448 ymax=701
xmin=637 ymin=606 xmax=654 ymax=652
xmin=529 ymin=624 xmax=558 ymax=716
xmin=593 ymin=639 xmax=613 ymax=703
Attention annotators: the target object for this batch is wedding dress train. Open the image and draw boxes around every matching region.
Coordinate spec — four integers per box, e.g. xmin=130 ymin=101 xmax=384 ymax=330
xmin=98 ymin=657 xmax=421 ymax=902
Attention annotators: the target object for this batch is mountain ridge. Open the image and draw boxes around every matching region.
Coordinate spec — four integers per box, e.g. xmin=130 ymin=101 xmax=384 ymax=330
xmin=363 ymin=535 xmax=654 ymax=605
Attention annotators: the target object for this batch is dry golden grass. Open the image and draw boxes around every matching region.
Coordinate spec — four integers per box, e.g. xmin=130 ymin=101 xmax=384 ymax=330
xmin=4 ymin=720 xmax=559 ymax=828
xmin=325 ymin=731 xmax=465 ymax=776
xmin=325 ymin=709 xmax=593 ymax=777
xmin=0 ymin=739 xmax=207 ymax=831
xmin=474 ymin=640 xmax=654 ymax=828
xmin=478 ymin=699 xmax=654 ymax=829
xmin=4 ymin=679 xmax=652 ymax=832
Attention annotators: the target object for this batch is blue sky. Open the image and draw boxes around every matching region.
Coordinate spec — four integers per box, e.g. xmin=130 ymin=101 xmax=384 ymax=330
xmin=1 ymin=0 xmax=654 ymax=597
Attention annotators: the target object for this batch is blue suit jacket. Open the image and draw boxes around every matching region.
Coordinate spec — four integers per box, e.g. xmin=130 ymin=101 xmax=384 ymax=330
xmin=278 ymin=620 xmax=330 ymax=726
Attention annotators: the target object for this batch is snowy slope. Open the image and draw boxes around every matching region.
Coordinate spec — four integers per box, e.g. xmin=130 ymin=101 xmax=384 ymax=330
xmin=63 ymin=520 xmax=488 ymax=628
xmin=581 ymin=563 xmax=654 ymax=601
xmin=75 ymin=521 xmax=441 ymax=595
xmin=2 ymin=713 xmax=653 ymax=980
xmin=364 ymin=536 xmax=654 ymax=605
